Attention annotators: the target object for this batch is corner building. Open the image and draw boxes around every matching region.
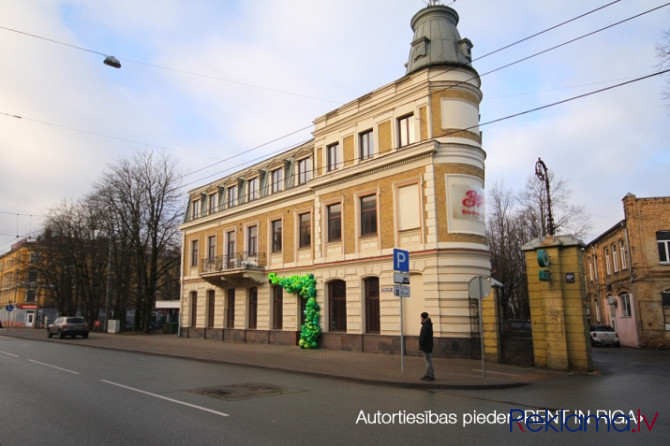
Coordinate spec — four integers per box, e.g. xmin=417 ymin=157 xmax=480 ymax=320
xmin=178 ymin=5 xmax=490 ymax=358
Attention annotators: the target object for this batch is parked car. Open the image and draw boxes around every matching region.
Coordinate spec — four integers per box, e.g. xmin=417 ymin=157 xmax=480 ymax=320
xmin=589 ymin=325 xmax=620 ymax=347
xmin=47 ymin=316 xmax=89 ymax=339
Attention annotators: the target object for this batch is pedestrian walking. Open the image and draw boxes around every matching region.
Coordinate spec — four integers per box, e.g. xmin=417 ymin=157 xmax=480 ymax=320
xmin=419 ymin=311 xmax=434 ymax=381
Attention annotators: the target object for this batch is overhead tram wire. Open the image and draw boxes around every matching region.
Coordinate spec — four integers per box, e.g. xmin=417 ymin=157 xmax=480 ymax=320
xmin=2 ymin=2 xmax=665 ymax=188
xmin=202 ymin=67 xmax=669 ymax=187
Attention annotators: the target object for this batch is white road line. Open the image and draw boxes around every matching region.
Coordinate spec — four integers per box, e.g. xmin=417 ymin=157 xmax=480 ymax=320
xmin=0 ymin=350 xmax=19 ymax=358
xmin=100 ymin=379 xmax=230 ymax=417
xmin=28 ymin=359 xmax=80 ymax=374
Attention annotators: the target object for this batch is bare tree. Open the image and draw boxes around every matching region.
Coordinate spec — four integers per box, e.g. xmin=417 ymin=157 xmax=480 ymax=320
xmin=37 ymin=199 xmax=108 ymax=321
xmin=487 ymin=182 xmax=529 ymax=320
xmin=517 ymin=171 xmax=591 ymax=240
xmin=94 ymin=151 xmax=183 ymax=332
xmin=657 ymin=29 xmax=670 ymax=104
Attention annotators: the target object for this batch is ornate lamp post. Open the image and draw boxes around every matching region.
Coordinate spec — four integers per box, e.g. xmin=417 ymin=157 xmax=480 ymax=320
xmin=535 ymin=157 xmax=556 ymax=236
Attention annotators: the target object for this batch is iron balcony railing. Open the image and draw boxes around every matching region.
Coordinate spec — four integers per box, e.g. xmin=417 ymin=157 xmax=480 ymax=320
xmin=199 ymin=252 xmax=266 ymax=274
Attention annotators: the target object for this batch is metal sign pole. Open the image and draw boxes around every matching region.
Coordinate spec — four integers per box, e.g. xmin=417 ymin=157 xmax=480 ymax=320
xmin=400 ymin=294 xmax=404 ymax=374
xmin=478 ymin=290 xmax=486 ymax=379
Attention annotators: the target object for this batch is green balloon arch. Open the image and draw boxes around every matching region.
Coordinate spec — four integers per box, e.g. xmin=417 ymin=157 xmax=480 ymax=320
xmin=268 ymin=272 xmax=320 ymax=349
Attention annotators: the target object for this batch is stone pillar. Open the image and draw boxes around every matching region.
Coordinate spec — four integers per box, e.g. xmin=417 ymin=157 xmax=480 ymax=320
xmin=522 ymin=235 xmax=592 ymax=371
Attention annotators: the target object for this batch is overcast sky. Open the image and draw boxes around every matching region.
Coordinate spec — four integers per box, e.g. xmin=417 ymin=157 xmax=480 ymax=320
xmin=1 ymin=0 xmax=669 ymax=253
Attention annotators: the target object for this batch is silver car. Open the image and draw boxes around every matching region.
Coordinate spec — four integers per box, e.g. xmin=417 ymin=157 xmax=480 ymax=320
xmin=47 ymin=316 xmax=89 ymax=339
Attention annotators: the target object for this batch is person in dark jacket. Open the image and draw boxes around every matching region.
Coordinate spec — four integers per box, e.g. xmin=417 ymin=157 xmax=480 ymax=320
xmin=419 ymin=312 xmax=434 ymax=381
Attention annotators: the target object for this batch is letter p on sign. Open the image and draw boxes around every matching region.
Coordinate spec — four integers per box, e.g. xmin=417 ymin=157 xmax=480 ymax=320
xmin=393 ymin=249 xmax=409 ymax=272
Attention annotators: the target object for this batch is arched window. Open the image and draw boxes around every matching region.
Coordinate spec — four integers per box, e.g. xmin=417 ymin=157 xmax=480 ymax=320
xmin=273 ymin=286 xmax=283 ymax=329
xmin=329 ymin=280 xmax=347 ymax=331
xmin=248 ymin=287 xmax=258 ymax=329
xmin=364 ymin=277 xmax=380 ymax=333
xmin=207 ymin=290 xmax=215 ymax=328
xmin=226 ymin=289 xmax=235 ymax=328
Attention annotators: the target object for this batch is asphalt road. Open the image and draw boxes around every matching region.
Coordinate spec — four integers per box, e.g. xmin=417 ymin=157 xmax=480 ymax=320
xmin=1 ymin=336 xmax=669 ymax=445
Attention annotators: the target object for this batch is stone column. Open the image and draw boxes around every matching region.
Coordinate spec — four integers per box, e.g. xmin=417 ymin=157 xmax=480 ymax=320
xmin=522 ymin=235 xmax=593 ymax=371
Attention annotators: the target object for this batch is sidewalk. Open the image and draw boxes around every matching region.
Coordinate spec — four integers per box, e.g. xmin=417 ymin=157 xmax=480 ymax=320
xmin=1 ymin=328 xmax=566 ymax=389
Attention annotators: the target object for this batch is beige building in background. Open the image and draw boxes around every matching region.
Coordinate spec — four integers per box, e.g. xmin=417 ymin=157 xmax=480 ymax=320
xmin=178 ymin=4 xmax=491 ymax=358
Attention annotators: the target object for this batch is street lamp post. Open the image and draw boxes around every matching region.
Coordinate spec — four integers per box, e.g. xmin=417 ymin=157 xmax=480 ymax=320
xmin=535 ymin=157 xmax=556 ymax=236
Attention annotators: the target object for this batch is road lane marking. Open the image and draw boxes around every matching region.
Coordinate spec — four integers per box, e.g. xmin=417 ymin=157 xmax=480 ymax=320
xmin=100 ymin=379 xmax=230 ymax=417
xmin=0 ymin=350 xmax=19 ymax=358
xmin=28 ymin=359 xmax=80 ymax=374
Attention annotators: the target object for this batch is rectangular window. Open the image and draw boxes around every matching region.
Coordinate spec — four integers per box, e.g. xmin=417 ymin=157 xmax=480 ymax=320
xmin=272 ymin=219 xmax=282 ymax=252
xmin=621 ymin=294 xmax=632 ymax=317
xmin=298 ymin=158 xmax=311 ymax=185
xmin=190 ymin=240 xmax=199 ymax=267
xmin=398 ymin=114 xmax=415 ymax=147
xmin=605 ymin=247 xmax=611 ymax=275
xmin=359 ymin=130 xmax=373 ymax=160
xmin=299 ymin=213 xmax=311 ymax=248
xmin=208 ymin=193 xmax=217 ymax=214
xmin=271 ymin=168 xmax=283 ymax=193
xmin=612 ymin=243 xmax=619 ymax=272
xmin=208 ymin=236 xmax=216 ymax=260
xmin=226 ymin=231 xmax=236 ymax=268
xmin=657 ymin=231 xmax=670 ymax=264
xmin=191 ymin=199 xmax=200 ymax=219
xmin=227 ymin=186 xmax=237 ymax=208
xmin=327 ymin=143 xmax=339 ymax=172
xmin=247 ymin=226 xmax=258 ymax=256
xmin=26 ymin=289 xmax=36 ymax=303
xmin=327 ymin=203 xmax=341 ymax=242
xmin=620 ymin=240 xmax=627 ymax=269
xmin=247 ymin=178 xmax=259 ymax=201
xmin=360 ymin=195 xmax=377 ymax=236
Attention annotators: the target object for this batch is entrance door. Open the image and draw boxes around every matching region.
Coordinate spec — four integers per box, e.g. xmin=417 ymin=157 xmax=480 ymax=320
xmin=26 ymin=311 xmax=35 ymax=327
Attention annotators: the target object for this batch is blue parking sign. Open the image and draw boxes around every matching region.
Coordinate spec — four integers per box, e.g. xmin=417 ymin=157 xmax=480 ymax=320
xmin=393 ymin=249 xmax=409 ymax=272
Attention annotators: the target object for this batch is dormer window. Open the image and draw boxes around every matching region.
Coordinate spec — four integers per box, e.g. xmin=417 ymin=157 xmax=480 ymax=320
xmin=298 ymin=158 xmax=311 ymax=185
xmin=247 ymin=177 xmax=259 ymax=202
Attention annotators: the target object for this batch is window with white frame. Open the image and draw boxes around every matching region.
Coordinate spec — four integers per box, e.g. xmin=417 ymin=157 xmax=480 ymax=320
xmin=271 ymin=219 xmax=282 ymax=252
xmin=247 ymin=225 xmax=258 ymax=256
xmin=208 ymin=193 xmax=217 ymax=214
xmin=247 ymin=177 xmax=259 ymax=202
xmin=657 ymin=231 xmax=670 ymax=264
xmin=227 ymin=186 xmax=237 ymax=208
xmin=605 ymin=247 xmax=611 ymax=275
xmin=191 ymin=199 xmax=200 ymax=219
xmin=327 ymin=143 xmax=339 ymax=172
xmin=620 ymin=293 xmax=632 ymax=317
xmin=190 ymin=240 xmax=199 ymax=267
xmin=208 ymin=236 xmax=216 ymax=260
xmin=271 ymin=168 xmax=283 ymax=193
xmin=360 ymin=195 xmax=377 ymax=236
xmin=327 ymin=203 xmax=341 ymax=242
xmin=612 ymin=243 xmax=619 ymax=272
xmin=398 ymin=114 xmax=415 ymax=147
xmin=588 ymin=256 xmax=594 ymax=281
xmin=298 ymin=158 xmax=311 ymax=185
xmin=299 ymin=213 xmax=311 ymax=248
xmin=359 ymin=130 xmax=373 ymax=160
xmin=620 ymin=240 xmax=627 ymax=269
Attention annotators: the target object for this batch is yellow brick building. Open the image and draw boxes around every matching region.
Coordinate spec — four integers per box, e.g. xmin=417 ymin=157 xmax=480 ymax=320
xmin=0 ymin=239 xmax=47 ymax=328
xmin=584 ymin=194 xmax=670 ymax=348
xmin=178 ymin=4 xmax=491 ymax=357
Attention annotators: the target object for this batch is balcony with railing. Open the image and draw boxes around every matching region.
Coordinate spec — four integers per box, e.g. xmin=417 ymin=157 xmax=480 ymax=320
xmin=199 ymin=251 xmax=267 ymax=285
